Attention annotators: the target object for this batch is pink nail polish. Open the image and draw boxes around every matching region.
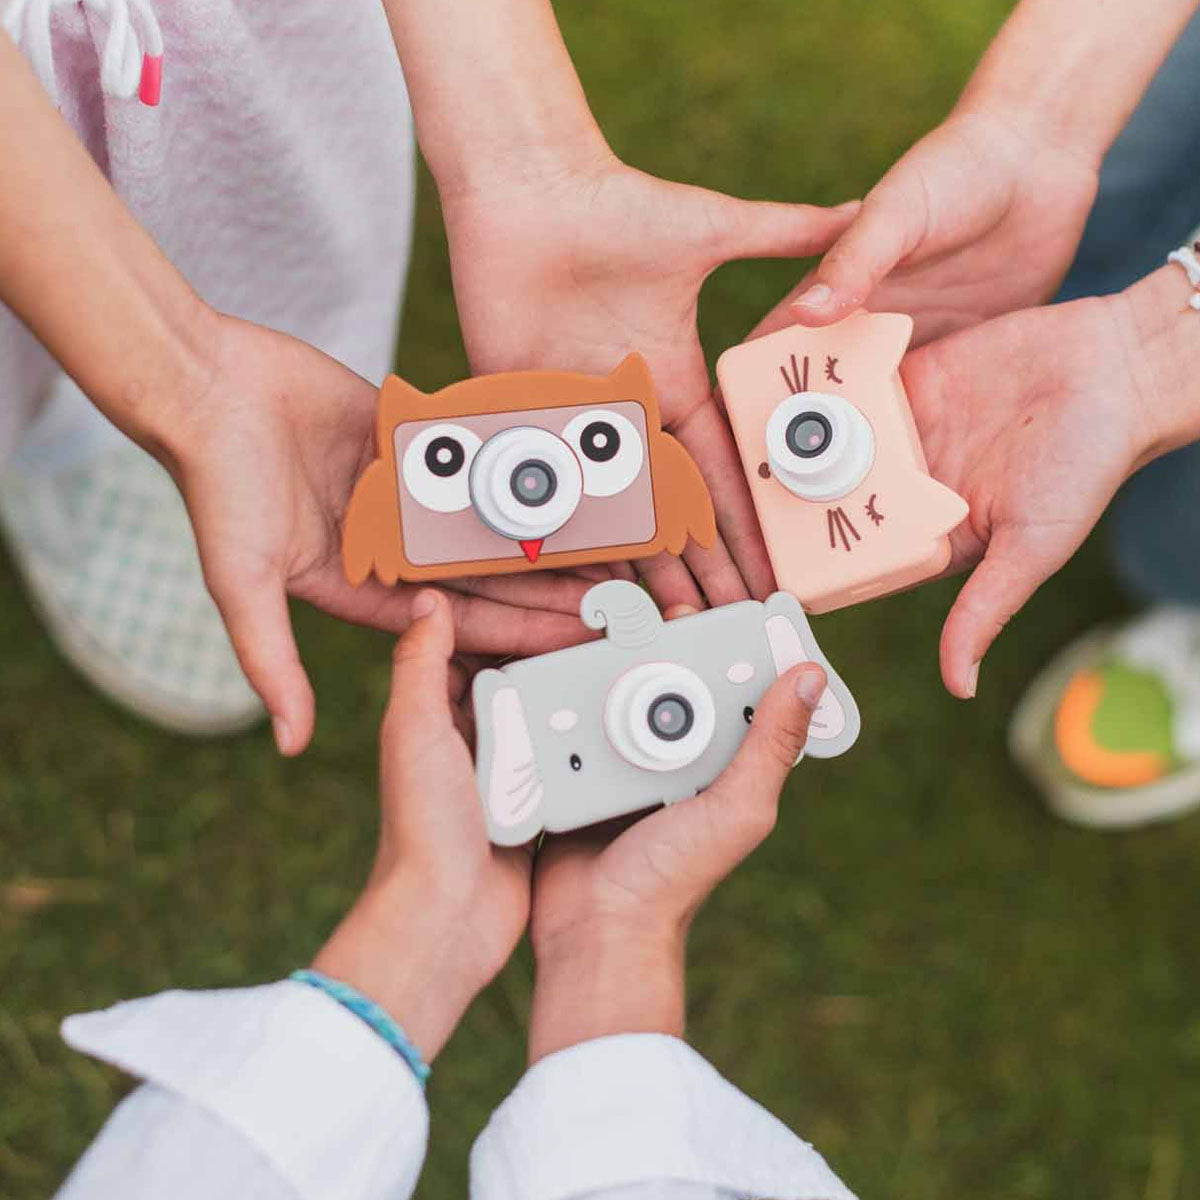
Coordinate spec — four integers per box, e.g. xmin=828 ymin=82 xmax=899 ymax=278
xmin=793 ymin=283 xmax=832 ymax=312
xmin=139 ymin=53 xmax=163 ymax=107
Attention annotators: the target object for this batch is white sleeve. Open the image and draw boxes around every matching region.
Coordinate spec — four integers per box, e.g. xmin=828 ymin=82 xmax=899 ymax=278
xmin=469 ymin=1034 xmax=856 ymax=1200
xmin=54 ymin=981 xmax=430 ymax=1200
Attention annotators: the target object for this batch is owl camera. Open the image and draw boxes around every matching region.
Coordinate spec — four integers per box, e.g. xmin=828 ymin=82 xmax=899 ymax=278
xmin=472 ymin=580 xmax=860 ymax=847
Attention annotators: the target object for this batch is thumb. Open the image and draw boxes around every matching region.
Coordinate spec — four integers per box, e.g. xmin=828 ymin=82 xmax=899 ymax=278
xmin=207 ymin=565 xmax=315 ymax=757
xmin=704 ymin=195 xmax=861 ymax=268
xmin=696 ymin=663 xmax=827 ymax=856
xmin=789 ymin=177 xmax=924 ymax=325
xmin=939 ymin=530 xmax=1066 ymax=700
xmin=382 ymin=589 xmax=457 ymax=747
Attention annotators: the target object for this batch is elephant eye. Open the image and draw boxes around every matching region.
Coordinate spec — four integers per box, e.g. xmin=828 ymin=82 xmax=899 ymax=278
xmin=743 ymin=706 xmax=755 ymax=725
xmin=569 ymin=754 xmax=582 ymax=772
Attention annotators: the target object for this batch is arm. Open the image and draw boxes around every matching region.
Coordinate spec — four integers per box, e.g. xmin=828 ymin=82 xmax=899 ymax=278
xmin=471 ymin=659 xmax=856 ymax=1199
xmin=768 ymin=0 xmax=1200 ymax=341
xmin=56 ymin=592 xmax=532 ymax=1199
xmin=0 ymin=33 xmax=592 ymax=754
xmin=377 ymin=0 xmax=857 ymax=612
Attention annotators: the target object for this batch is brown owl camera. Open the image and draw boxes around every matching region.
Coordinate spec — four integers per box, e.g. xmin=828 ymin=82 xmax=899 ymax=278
xmin=342 ymin=354 xmax=716 ymax=585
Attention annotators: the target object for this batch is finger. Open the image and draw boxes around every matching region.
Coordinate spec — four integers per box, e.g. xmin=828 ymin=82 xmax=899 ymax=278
xmin=447 ymin=570 xmax=591 ymax=616
xmin=706 ymin=195 xmax=862 ymax=268
xmin=207 ymin=564 xmax=314 ymax=757
xmin=790 ymin=178 xmax=924 ymax=326
xmin=939 ymin=531 xmax=1063 ymax=700
xmin=385 ymin=589 xmax=456 ymax=740
xmin=695 ymin=663 xmax=826 ymax=860
xmin=664 ymin=603 xmax=699 ymax=621
xmin=638 ymin=552 xmax=704 ymax=613
xmin=673 ymin=400 xmax=776 ymax=600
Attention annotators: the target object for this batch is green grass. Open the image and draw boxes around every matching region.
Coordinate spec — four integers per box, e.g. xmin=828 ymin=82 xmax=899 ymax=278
xmin=4 ymin=2 xmax=1200 ymax=1196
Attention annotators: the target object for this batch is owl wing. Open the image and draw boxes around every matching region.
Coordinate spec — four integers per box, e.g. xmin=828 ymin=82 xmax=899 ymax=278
xmin=342 ymin=458 xmax=405 ymax=586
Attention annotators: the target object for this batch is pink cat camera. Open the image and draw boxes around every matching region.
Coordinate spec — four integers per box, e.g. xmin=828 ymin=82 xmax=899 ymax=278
xmin=716 ymin=313 xmax=968 ymax=614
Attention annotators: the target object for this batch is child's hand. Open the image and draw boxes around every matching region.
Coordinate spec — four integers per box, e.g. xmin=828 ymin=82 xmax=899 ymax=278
xmin=168 ymin=314 xmax=594 ymax=755
xmin=903 ymin=265 xmax=1200 ymax=699
xmin=526 ymin=657 xmax=827 ymax=1062
xmin=312 ymin=590 xmax=530 ymax=1060
xmin=441 ymin=159 xmax=858 ymax=610
xmin=775 ymin=109 xmax=1098 ymax=345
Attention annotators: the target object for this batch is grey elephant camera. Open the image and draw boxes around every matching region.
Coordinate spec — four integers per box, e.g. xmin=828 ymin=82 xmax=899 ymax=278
xmin=472 ymin=580 xmax=860 ymax=846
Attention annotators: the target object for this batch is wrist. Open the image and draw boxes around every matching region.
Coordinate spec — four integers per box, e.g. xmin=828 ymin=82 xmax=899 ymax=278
xmin=529 ymin=926 xmax=686 ymax=1065
xmin=311 ymin=873 xmax=496 ymax=1064
xmin=1114 ymin=263 xmax=1200 ymax=465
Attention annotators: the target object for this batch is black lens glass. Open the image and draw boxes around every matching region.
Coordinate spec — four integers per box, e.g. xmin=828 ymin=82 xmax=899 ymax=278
xmin=785 ymin=412 xmax=832 ymax=459
xmin=509 ymin=460 xmax=558 ymax=507
xmin=647 ymin=693 xmax=695 ymax=742
xmin=580 ymin=420 xmax=620 ymax=463
xmin=425 ymin=436 xmax=465 ymax=478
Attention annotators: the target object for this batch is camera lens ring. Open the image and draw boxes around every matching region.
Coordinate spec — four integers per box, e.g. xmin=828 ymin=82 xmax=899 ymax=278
xmin=765 ymin=391 xmax=875 ymax=502
xmin=469 ymin=426 xmax=583 ymax=539
xmin=604 ymin=661 xmax=716 ymax=773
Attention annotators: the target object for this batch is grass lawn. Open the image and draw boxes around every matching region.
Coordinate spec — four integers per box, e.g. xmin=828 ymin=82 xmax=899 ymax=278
xmin=4 ymin=1 xmax=1200 ymax=1196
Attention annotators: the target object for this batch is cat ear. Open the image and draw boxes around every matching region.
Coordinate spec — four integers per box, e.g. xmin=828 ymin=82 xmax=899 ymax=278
xmin=377 ymin=375 xmax=429 ymax=443
xmin=609 ymin=353 xmax=656 ymax=399
xmin=860 ymin=313 xmax=915 ymax=372
xmin=910 ymin=472 xmax=970 ymax=537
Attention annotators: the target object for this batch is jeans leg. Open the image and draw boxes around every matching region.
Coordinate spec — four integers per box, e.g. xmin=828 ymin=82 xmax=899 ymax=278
xmin=1057 ymin=15 xmax=1200 ymax=606
xmin=1058 ymin=13 xmax=1200 ymax=301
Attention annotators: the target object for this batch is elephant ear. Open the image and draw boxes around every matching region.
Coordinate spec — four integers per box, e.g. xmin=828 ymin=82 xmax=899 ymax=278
xmin=472 ymin=671 xmax=546 ymax=846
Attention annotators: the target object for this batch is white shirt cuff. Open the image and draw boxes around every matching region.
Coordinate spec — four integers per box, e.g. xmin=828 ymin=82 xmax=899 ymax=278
xmin=469 ymin=1033 xmax=857 ymax=1200
xmin=61 ymin=980 xmax=429 ymax=1200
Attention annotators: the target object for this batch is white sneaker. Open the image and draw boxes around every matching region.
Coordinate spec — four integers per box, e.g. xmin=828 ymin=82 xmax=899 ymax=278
xmin=0 ymin=396 xmax=263 ymax=737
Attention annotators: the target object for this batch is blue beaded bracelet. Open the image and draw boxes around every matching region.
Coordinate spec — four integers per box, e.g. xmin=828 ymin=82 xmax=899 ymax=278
xmin=290 ymin=968 xmax=431 ymax=1088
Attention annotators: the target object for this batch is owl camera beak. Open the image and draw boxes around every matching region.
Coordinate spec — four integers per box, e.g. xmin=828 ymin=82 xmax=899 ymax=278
xmin=519 ymin=539 xmax=544 ymax=563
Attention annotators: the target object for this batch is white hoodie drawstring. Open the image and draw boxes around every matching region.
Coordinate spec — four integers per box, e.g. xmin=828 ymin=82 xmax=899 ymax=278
xmin=4 ymin=0 xmax=163 ymax=108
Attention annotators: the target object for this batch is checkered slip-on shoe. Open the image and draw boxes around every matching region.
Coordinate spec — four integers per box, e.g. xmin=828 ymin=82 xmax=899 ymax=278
xmin=0 ymin=435 xmax=264 ymax=737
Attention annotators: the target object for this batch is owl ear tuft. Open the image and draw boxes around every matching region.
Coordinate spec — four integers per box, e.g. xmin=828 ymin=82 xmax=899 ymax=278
xmin=608 ymin=353 xmax=656 ymax=401
xmin=378 ymin=374 xmax=430 ymax=442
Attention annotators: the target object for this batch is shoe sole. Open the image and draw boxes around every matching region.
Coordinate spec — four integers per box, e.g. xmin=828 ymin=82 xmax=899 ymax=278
xmin=1009 ymin=626 xmax=1200 ymax=829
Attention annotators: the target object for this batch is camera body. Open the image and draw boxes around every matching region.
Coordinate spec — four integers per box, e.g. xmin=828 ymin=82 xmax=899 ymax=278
xmin=342 ymin=354 xmax=716 ymax=585
xmin=717 ymin=313 xmax=968 ymax=613
xmin=472 ymin=580 xmax=860 ymax=846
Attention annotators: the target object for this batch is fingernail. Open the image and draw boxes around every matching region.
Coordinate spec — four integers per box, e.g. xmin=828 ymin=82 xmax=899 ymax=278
xmin=966 ymin=661 xmax=980 ymax=699
xmin=796 ymin=665 xmax=827 ymax=707
xmin=664 ymin=604 xmax=700 ymax=620
xmin=272 ymin=715 xmax=292 ymax=754
xmin=412 ymin=589 xmax=440 ymax=620
xmin=793 ymin=283 xmax=833 ymax=311
xmin=835 ymin=199 xmax=863 ymax=213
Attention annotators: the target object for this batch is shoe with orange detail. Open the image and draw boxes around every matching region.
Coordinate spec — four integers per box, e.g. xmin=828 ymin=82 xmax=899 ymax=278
xmin=1009 ymin=608 xmax=1200 ymax=829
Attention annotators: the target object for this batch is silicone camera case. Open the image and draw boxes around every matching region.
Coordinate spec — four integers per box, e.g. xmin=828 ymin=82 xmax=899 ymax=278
xmin=473 ymin=580 xmax=860 ymax=846
xmin=342 ymin=354 xmax=716 ymax=585
xmin=716 ymin=313 xmax=968 ymax=613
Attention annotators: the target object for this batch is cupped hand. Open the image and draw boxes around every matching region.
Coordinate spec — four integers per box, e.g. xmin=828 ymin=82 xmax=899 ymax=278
xmin=776 ymin=109 xmax=1098 ymax=346
xmin=441 ymin=158 xmax=859 ymax=611
xmin=312 ymin=591 xmax=530 ymax=1059
xmin=526 ymin=658 xmax=827 ymax=1061
xmin=902 ymin=290 xmax=1161 ymax=699
xmin=168 ymin=313 xmax=595 ymax=756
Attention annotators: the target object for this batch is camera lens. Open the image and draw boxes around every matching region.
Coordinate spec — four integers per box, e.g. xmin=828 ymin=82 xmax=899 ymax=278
xmin=765 ymin=392 xmax=875 ymax=502
xmin=785 ymin=412 xmax=832 ymax=459
xmin=509 ymin=459 xmax=558 ymax=507
xmin=604 ymin=662 xmax=716 ymax=773
xmin=647 ymin=693 xmax=694 ymax=742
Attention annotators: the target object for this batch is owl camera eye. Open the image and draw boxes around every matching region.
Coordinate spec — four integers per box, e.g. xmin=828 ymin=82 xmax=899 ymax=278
xmin=563 ymin=409 xmax=645 ymax=497
xmin=766 ymin=392 xmax=875 ymax=502
xmin=604 ymin=661 xmax=715 ymax=772
xmin=470 ymin=426 xmax=583 ymax=540
xmin=403 ymin=423 xmax=483 ymax=513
